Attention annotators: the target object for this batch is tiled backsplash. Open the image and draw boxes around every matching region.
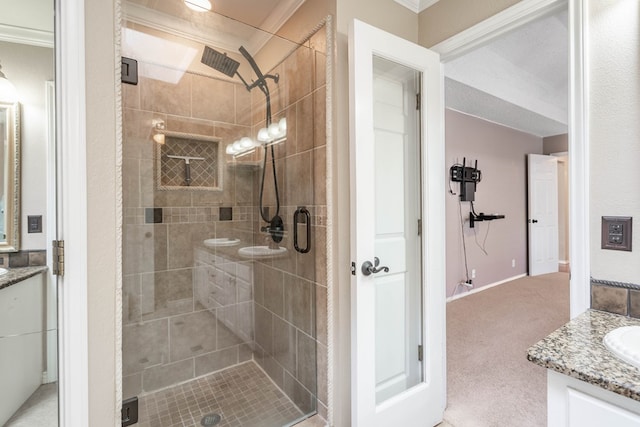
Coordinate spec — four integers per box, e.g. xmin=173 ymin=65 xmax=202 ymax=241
xmin=591 ymin=278 xmax=640 ymax=318
xmin=0 ymin=250 xmax=47 ymax=268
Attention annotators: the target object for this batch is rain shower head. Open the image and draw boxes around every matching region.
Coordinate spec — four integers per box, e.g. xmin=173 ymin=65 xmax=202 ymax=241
xmin=201 ymin=46 xmax=240 ymax=78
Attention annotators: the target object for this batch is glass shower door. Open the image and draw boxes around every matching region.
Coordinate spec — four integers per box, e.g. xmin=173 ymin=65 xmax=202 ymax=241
xmin=121 ymin=4 xmax=328 ymax=425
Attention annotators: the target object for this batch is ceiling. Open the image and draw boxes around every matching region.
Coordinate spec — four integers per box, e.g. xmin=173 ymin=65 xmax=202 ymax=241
xmin=444 ymin=9 xmax=569 ymax=137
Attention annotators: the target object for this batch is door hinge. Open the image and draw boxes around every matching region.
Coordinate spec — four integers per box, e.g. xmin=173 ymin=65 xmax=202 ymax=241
xmin=418 ymin=344 xmax=423 ymax=361
xmin=418 ymin=219 xmax=422 ymax=236
xmin=416 ymin=92 xmax=421 ymax=111
xmin=52 ymin=240 xmax=64 ymax=276
xmin=351 ymin=262 xmax=356 ymax=276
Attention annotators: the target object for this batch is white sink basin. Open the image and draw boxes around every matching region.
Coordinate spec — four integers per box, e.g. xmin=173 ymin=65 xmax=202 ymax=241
xmin=0 ymin=268 xmax=7 ymax=276
xmin=237 ymin=246 xmax=287 ymax=259
xmin=603 ymin=326 xmax=640 ymax=369
xmin=203 ymin=238 xmax=240 ymax=248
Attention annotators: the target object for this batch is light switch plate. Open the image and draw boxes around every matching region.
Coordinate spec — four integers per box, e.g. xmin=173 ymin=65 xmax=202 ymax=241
xmin=601 ymin=216 xmax=632 ymax=251
xmin=27 ymin=215 xmax=43 ymax=233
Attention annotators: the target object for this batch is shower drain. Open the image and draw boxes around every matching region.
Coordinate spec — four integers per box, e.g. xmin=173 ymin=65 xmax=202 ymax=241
xmin=201 ymin=413 xmax=222 ymax=426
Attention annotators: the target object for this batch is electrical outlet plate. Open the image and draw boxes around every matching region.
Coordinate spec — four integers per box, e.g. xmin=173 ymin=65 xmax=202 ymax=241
xmin=601 ymin=216 xmax=632 ymax=251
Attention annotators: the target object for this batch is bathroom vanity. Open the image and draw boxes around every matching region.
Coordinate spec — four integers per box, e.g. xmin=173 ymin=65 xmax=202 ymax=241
xmin=0 ymin=266 xmax=49 ymax=425
xmin=528 ymin=310 xmax=640 ymax=427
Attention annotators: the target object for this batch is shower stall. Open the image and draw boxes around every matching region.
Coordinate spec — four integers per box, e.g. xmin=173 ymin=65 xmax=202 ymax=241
xmin=120 ymin=2 xmax=329 ymax=425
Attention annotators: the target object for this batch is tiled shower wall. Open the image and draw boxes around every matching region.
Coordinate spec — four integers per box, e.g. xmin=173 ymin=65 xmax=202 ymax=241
xmin=121 ymin=50 xmax=257 ymax=396
xmin=248 ymin=26 xmax=328 ymax=417
xmin=121 ymin=20 xmax=330 ymax=420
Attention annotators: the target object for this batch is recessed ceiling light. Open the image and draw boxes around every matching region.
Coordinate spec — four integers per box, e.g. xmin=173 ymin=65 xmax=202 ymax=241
xmin=184 ymin=0 xmax=211 ymax=12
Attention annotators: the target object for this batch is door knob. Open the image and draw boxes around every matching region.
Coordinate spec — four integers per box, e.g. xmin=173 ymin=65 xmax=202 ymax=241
xmin=528 ymin=219 xmax=538 ymax=224
xmin=361 ymin=257 xmax=389 ymax=276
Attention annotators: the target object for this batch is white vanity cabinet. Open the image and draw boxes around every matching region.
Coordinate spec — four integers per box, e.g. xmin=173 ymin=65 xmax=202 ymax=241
xmin=548 ymin=370 xmax=640 ymax=427
xmin=0 ymin=272 xmax=47 ymax=425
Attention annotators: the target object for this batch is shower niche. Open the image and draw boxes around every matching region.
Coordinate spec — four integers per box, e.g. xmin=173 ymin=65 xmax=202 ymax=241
xmin=156 ymin=133 xmax=223 ymax=190
xmin=121 ymin=1 xmax=330 ymax=425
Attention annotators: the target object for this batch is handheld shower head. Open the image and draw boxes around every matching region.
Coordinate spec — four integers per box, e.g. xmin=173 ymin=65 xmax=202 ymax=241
xmin=201 ymin=46 xmax=240 ymax=78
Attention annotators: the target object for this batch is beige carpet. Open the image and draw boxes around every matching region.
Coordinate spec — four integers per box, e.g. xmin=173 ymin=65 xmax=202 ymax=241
xmin=444 ymin=273 xmax=569 ymax=427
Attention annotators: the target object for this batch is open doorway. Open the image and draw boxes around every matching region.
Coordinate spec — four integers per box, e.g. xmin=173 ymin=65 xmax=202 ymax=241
xmin=438 ymin=5 xmax=570 ymax=426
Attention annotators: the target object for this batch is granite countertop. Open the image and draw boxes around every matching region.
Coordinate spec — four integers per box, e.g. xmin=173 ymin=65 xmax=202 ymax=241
xmin=0 ymin=266 xmax=48 ymax=291
xmin=528 ymin=309 xmax=640 ymax=402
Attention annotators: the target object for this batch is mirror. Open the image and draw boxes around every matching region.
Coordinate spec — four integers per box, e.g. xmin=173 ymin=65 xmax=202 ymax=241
xmin=0 ymin=101 xmax=20 ymax=252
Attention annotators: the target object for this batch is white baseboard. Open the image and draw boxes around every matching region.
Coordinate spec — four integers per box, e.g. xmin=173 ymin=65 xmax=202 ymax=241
xmin=447 ymin=273 xmax=528 ymax=302
xmin=559 ymin=260 xmax=569 ymax=265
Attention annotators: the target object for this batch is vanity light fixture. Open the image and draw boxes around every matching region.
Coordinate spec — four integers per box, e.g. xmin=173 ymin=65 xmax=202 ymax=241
xmin=0 ymin=62 xmax=18 ymax=103
xmin=184 ymin=0 xmax=212 ymax=12
xmin=226 ymin=117 xmax=287 ymax=158
xmin=152 ymin=119 xmax=166 ymax=144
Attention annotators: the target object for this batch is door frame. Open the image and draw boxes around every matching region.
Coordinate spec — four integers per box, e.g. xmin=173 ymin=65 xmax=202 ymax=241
xmin=431 ymin=0 xmax=589 ymax=318
xmin=55 ymin=0 xmax=90 ymax=425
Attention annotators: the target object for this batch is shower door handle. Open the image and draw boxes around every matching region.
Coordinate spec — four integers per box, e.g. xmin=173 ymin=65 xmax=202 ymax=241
xmin=294 ymin=207 xmax=311 ymax=253
xmin=361 ymin=257 xmax=389 ymax=276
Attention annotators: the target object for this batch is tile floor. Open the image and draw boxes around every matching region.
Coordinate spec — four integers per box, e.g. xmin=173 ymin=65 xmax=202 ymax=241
xmin=5 ymin=382 xmax=58 ymax=427
xmin=136 ymin=361 xmax=307 ymax=427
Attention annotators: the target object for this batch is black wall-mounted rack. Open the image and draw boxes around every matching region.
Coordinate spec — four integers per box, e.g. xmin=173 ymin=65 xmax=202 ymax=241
xmin=469 ymin=212 xmax=505 ymax=228
xmin=450 ymin=158 xmax=481 ymax=202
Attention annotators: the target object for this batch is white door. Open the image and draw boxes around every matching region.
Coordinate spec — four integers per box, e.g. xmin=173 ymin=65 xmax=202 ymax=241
xmin=349 ymin=19 xmax=445 ymax=427
xmin=528 ymin=154 xmax=559 ymax=276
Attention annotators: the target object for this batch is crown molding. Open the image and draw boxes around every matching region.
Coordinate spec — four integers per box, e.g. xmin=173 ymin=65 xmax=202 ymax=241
xmin=394 ymin=0 xmax=441 ymax=14
xmin=0 ymin=24 xmax=54 ymax=48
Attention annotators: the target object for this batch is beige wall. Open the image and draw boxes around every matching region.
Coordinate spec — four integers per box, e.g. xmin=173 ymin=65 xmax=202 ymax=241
xmin=85 ymin=0 xmax=117 ymax=424
xmin=543 ymin=133 xmax=568 ymax=154
xmin=588 ymin=0 xmax=640 ymax=283
xmin=0 ymin=41 xmax=53 ymax=250
xmin=418 ymin=0 xmax=519 ymax=47
xmin=445 ymin=109 xmax=543 ymax=297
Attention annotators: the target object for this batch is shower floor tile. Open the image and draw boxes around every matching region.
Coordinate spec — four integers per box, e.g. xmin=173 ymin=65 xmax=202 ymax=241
xmin=136 ymin=361 xmax=304 ymax=427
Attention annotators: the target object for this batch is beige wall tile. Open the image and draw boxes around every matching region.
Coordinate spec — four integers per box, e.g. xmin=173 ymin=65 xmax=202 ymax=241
xmin=122 ymin=373 xmax=142 ymax=399
xmin=284 ymin=274 xmax=313 ymax=334
xmin=140 ymin=75 xmax=192 ymax=117
xmin=122 ymin=224 xmax=167 ymax=274
xmin=123 ymin=274 xmax=141 ymax=325
xmin=313 ymin=146 xmax=326 ymax=205
xmin=254 ymin=303 xmax=273 ymax=354
xmin=630 ymin=290 xmax=640 ymax=318
xmin=284 ymin=46 xmax=313 ymax=106
xmin=192 ymin=74 xmax=235 ymax=123
xmin=142 ymin=359 xmax=193 ymax=392
xmin=273 ymin=316 xmax=296 ymax=374
xmin=315 ymin=284 xmax=327 ymax=346
xmin=123 ymin=158 xmax=141 ymax=208
xmin=314 ymin=87 xmax=326 ymax=148
xmin=167 ymin=223 xmax=195 ymax=268
xmin=169 ymin=310 xmax=218 ymax=361
xmin=297 ymin=330 xmax=317 ymax=393
xmin=141 ymin=269 xmax=193 ymax=321
xmin=194 ymin=346 xmax=239 ymax=376
xmin=285 ymin=151 xmax=313 ymax=207
xmin=263 ymin=266 xmax=285 ymax=316
xmin=284 ymin=371 xmax=314 ymax=413
xmin=316 ymin=341 xmax=328 ymax=405
xmin=166 ymin=115 xmax=215 ymax=135
xmin=591 ymin=284 xmax=628 ymax=315
xmin=122 ymin=82 xmax=140 ymax=110
xmin=122 ymin=319 xmax=168 ymax=376
xmin=296 ymin=93 xmax=315 ymax=153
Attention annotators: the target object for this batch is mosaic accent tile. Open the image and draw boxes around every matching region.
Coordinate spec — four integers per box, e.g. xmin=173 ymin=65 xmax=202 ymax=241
xmin=136 ymin=362 xmax=305 ymax=427
xmin=527 ymin=309 xmax=640 ymax=402
xmin=159 ymin=137 xmax=220 ymax=189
